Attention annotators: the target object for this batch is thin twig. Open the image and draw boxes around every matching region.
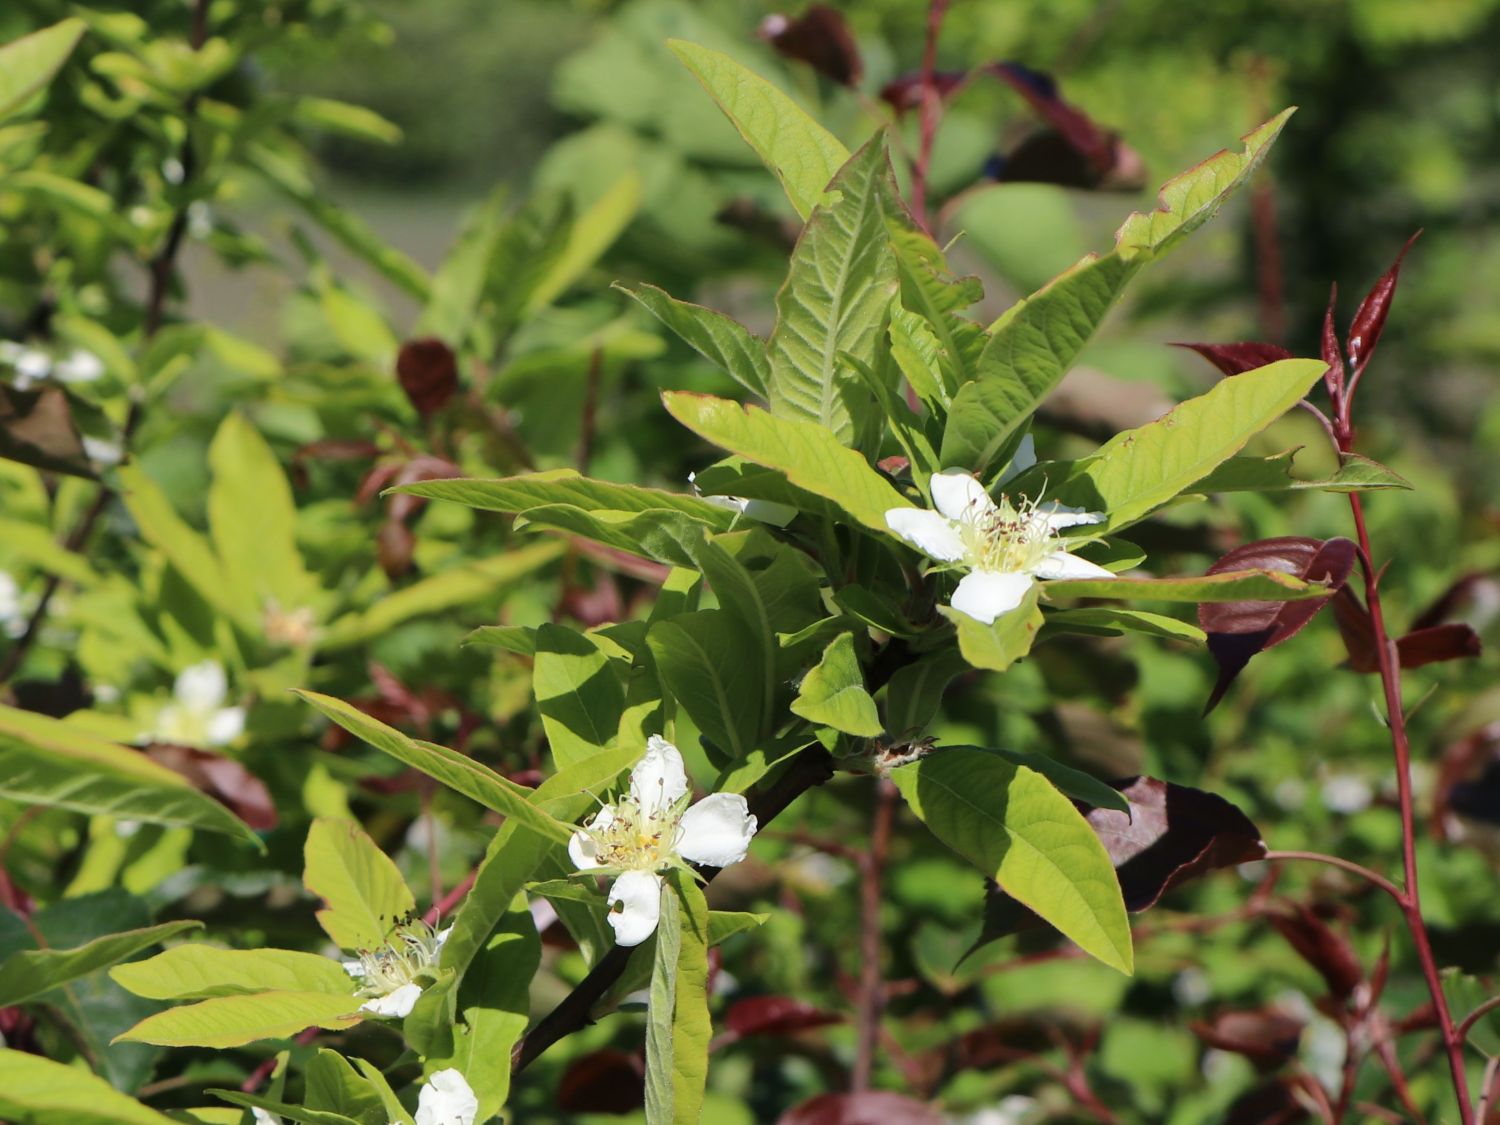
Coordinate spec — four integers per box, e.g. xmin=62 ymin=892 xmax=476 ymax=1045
xmin=1479 ymin=1054 xmax=1500 ymax=1123
xmin=908 ymin=0 xmax=951 ymax=231
xmin=851 ymin=780 xmax=896 ymax=1092
xmin=1263 ymin=850 xmax=1404 ymax=904
xmin=1458 ymin=993 xmax=1500 ymax=1046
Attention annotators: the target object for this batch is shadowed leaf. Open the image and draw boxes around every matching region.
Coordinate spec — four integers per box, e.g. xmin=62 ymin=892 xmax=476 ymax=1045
xmin=778 ymin=1092 xmax=944 ymax=1124
xmin=760 ymin=6 xmax=862 ymax=87
xmin=724 ymin=995 xmax=843 ymax=1038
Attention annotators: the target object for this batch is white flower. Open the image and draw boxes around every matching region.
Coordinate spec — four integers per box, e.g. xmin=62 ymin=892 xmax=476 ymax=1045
xmin=688 ymin=471 xmax=796 ymax=527
xmin=154 ymin=660 xmax=246 ymax=747
xmin=342 ymin=916 xmax=450 ymax=1019
xmin=413 ymin=1068 xmax=478 ymax=1125
xmin=569 ymin=736 xmax=758 ymax=946
xmin=54 ymin=349 xmax=104 ymax=384
xmin=11 ymin=348 xmax=52 ymax=388
xmin=0 ymin=571 xmax=30 ymax=638
xmin=252 ymin=1110 xmax=281 ymax=1125
xmin=884 ymin=441 xmax=1112 ymax=625
xmin=82 ymin=436 xmax=123 ymax=466
xmin=1321 ymin=774 xmax=1373 ymax=814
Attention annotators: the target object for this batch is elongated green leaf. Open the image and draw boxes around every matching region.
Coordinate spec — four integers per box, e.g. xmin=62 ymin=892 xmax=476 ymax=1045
xmin=791 ymin=633 xmax=881 ymax=736
xmin=942 ymin=587 xmax=1045 ymax=673
xmin=645 ymin=875 xmax=712 ymax=1124
xmin=464 ymin=624 xmax=537 ymax=656
xmin=112 ymin=946 xmax=356 ymax=1001
xmin=1044 ymin=607 xmax=1205 ymax=643
xmin=0 ymin=707 xmax=259 ymax=845
xmin=514 ymin=505 xmax=711 ymax=568
xmin=417 ymin=186 xmax=508 ymax=343
xmin=116 ymin=991 xmax=364 ymax=1048
xmin=209 ymin=1091 xmax=361 ymax=1125
xmin=0 ymin=515 xmax=96 ymax=585
xmin=207 ymin=413 xmax=316 ymax=620
xmin=0 ymin=1047 xmax=179 ymax=1125
xmin=0 ymin=920 xmax=200 ymax=1007
xmin=0 ymin=20 xmax=86 ymax=121
xmin=296 ymin=691 xmax=576 ymax=845
xmin=883 ymin=650 xmax=968 ymax=737
xmin=662 ymin=392 xmax=906 ymax=532
xmin=891 ymin=747 xmax=1133 ymax=973
xmin=534 ymin=624 xmax=628 ymax=768
xmin=397 ymin=468 xmax=734 ymax=523
xmin=1042 ymin=568 xmax=1330 ymax=603
xmin=304 ymin=1050 xmax=384 ymax=1125
xmin=766 ymin=136 xmax=901 ymax=444
xmin=618 ymin=283 xmax=771 ymax=399
xmin=528 ymin=171 xmax=642 ymax=311
xmin=940 ymin=111 xmax=1294 ymax=474
xmin=303 ymin=818 xmax=416 ymax=950
xmin=648 ymin=612 xmax=760 ymax=760
xmin=118 ymin=464 xmax=253 ymax=630
xmin=353 ymin=1060 xmax=415 ymax=1125
xmin=694 ymin=537 xmax=776 ymax=738
xmin=317 ymin=543 xmax=563 ymax=651
xmin=889 ymin=223 xmax=986 ymax=398
xmin=953 ymin=747 xmax=1130 ymax=814
xmin=1049 ymin=359 xmax=1328 ymax=530
xmin=667 ymin=39 xmax=849 ymax=220
xmin=1190 ymin=449 xmax=1413 ymax=494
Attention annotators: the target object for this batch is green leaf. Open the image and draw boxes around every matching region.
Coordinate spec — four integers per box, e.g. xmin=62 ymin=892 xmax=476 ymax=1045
xmin=694 ymin=537 xmax=776 ymax=738
xmin=296 ymin=691 xmax=576 ymax=845
xmin=667 ymin=39 xmax=850 ymax=220
xmin=396 ymin=468 xmax=735 ymax=524
xmin=0 ymin=706 xmax=259 ymax=845
xmin=291 ymin=96 xmax=403 ymax=145
xmin=648 ymin=612 xmax=761 ymax=760
xmin=662 ymin=392 xmax=907 ymax=532
xmin=464 ymin=624 xmax=537 ymax=656
xmin=791 ymin=633 xmax=882 ymax=736
xmin=1189 ymin=449 xmax=1413 ymax=494
xmin=766 ymin=135 xmax=901 ymax=445
xmin=940 ymin=111 xmax=1294 ymax=475
xmin=316 ymin=544 xmax=563 ymax=651
xmin=209 ymin=1091 xmax=361 ymax=1125
xmin=1442 ymin=970 xmax=1500 ymax=1057
xmin=513 ymin=505 xmax=711 ymax=568
xmin=115 ymin=991 xmax=364 ymax=1048
xmin=534 ymin=624 xmax=628 ymax=768
xmin=417 ymin=186 xmax=507 ymax=344
xmin=891 ymin=747 xmax=1133 ymax=973
xmin=0 ymin=920 xmax=200 ymax=1007
xmin=527 ymin=171 xmax=642 ymax=311
xmin=1041 ymin=568 xmax=1332 ymax=603
xmin=889 ymin=223 xmax=985 ymax=399
xmin=303 ymin=818 xmax=416 ymax=950
xmin=1048 ymin=358 xmax=1329 ymax=530
xmin=352 ymin=1060 xmax=415 ymax=1125
xmin=883 ymin=650 xmax=968 ymax=737
xmin=111 ymin=946 xmax=356 ymax=1001
xmin=942 ymin=586 xmax=1045 ymax=672
xmin=206 ymin=413 xmax=316 ymax=621
xmin=304 ymin=1050 xmax=385 ymax=1125
xmin=952 ymin=747 xmax=1130 ymax=815
xmin=645 ymin=874 xmax=712 ymax=1125
xmin=0 ymin=20 xmax=86 ymax=121
xmin=618 ymin=283 xmax=771 ymax=399
xmin=1043 ymin=607 xmax=1205 ymax=643
xmin=0 ymin=1047 xmax=179 ymax=1125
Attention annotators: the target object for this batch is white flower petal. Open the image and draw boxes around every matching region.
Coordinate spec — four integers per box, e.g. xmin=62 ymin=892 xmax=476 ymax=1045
xmin=930 ymin=469 xmax=997 ymax=522
xmin=742 ymin=498 xmax=797 ymax=527
xmin=55 ymin=349 xmax=104 ymax=384
xmin=885 ymin=508 xmax=966 ymax=563
xmin=206 ymin=706 xmax=245 ymax=746
xmin=1034 ymin=550 xmax=1115 ymax=580
xmin=1032 ymin=502 xmax=1105 ymax=533
xmin=252 ymin=1110 xmax=282 ymax=1125
xmin=14 ymin=349 xmax=51 ymax=381
xmin=676 ymin=793 xmax=758 ymax=868
xmin=997 ymin=433 xmax=1037 ymax=484
xmin=630 ymin=737 xmax=689 ymax=814
xmin=415 ymin=1068 xmax=479 ymax=1125
xmin=568 ymin=829 xmax=602 ymax=871
xmin=341 ymin=958 xmax=366 ymax=980
xmin=360 ymin=981 xmax=423 ymax=1018
xmin=607 ymin=870 xmax=663 ymax=946
xmin=950 ymin=571 xmax=1035 ymax=625
xmin=433 ymin=927 xmax=451 ymax=954
xmin=174 ymin=660 xmax=227 ymax=711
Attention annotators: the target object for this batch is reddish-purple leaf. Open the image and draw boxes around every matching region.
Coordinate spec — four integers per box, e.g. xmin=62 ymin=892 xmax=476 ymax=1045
xmin=1225 ymin=1078 xmax=1313 ymax=1125
xmin=1397 ymin=623 xmax=1482 ymax=668
xmin=1173 ymin=341 xmax=1295 ymax=378
xmin=1320 ymin=284 xmax=1344 ymax=398
xmin=724 ymin=995 xmax=843 ymax=1039
xmin=1199 ymin=537 xmax=1356 ymax=711
xmin=986 ymin=129 xmax=1146 ymax=192
xmin=396 ymin=337 xmax=459 ymax=417
xmin=778 ymin=1093 xmax=944 ymax=1125
xmin=1435 ymin=722 xmax=1500 ymax=835
xmin=1267 ymin=904 xmax=1363 ymax=1000
xmin=988 ymin=62 xmax=1112 ymax=170
xmin=143 ymin=743 xmax=276 ymax=831
xmin=1411 ymin=572 xmax=1500 ymax=631
xmin=0 ymin=384 xmax=97 ymax=480
xmin=557 ymin=1048 xmax=644 ymax=1113
xmin=377 ymin=518 xmax=415 ymax=580
xmin=1191 ymin=1008 xmax=1304 ymax=1071
xmin=760 ymin=5 xmax=862 ymax=88
xmin=878 ymin=70 xmax=970 ymax=114
xmin=1347 ymin=231 xmax=1420 ymax=374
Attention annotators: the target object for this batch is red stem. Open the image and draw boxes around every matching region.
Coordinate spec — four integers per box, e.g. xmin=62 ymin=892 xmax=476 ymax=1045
xmin=851 ymin=780 xmax=896 ymax=1092
xmin=909 ymin=0 xmax=950 ymax=232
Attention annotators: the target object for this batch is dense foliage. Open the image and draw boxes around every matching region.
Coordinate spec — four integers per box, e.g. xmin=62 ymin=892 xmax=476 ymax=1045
xmin=1 ymin=3 xmax=1498 ymax=1123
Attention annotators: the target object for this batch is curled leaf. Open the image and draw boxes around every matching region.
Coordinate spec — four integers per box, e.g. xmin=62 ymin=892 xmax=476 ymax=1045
xmin=396 ymin=337 xmax=459 ymax=417
xmin=1347 ymin=231 xmax=1420 ymax=374
xmin=1173 ymin=341 xmax=1295 ymax=377
xmin=760 ymin=6 xmax=862 ymax=88
xmin=1191 ymin=1008 xmax=1304 ymax=1072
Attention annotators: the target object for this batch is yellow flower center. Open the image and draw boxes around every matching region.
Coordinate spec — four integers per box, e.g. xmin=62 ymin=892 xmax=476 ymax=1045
xmin=956 ymin=495 xmax=1056 ymax=574
xmin=351 ymin=917 xmax=442 ymax=998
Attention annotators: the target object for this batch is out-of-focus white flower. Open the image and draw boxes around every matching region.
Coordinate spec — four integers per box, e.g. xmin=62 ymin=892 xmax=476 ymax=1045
xmin=569 ymin=736 xmax=757 ymax=946
xmin=342 ymin=917 xmax=450 ymax=1019
xmin=950 ymin=1097 xmax=1040 ymax=1125
xmin=1173 ymin=967 xmax=1213 ymax=1007
xmin=1274 ymin=778 xmax=1307 ymax=811
xmin=688 ymin=471 xmax=796 ymax=527
xmin=10 ymin=348 xmax=52 ymax=389
xmin=413 ymin=1068 xmax=478 ymax=1125
xmin=252 ymin=1109 xmax=281 ymax=1125
xmin=187 ymin=200 xmax=214 ymax=239
xmin=0 ymin=571 xmax=31 ymax=638
xmin=54 ymin=349 xmax=104 ymax=384
xmin=82 ymin=436 xmax=123 ymax=466
xmin=1321 ymin=774 xmax=1373 ymax=814
xmin=885 ymin=439 xmax=1112 ymax=625
xmin=154 ymin=661 xmax=246 ymax=747
xmin=162 ymin=156 xmax=186 ymax=185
